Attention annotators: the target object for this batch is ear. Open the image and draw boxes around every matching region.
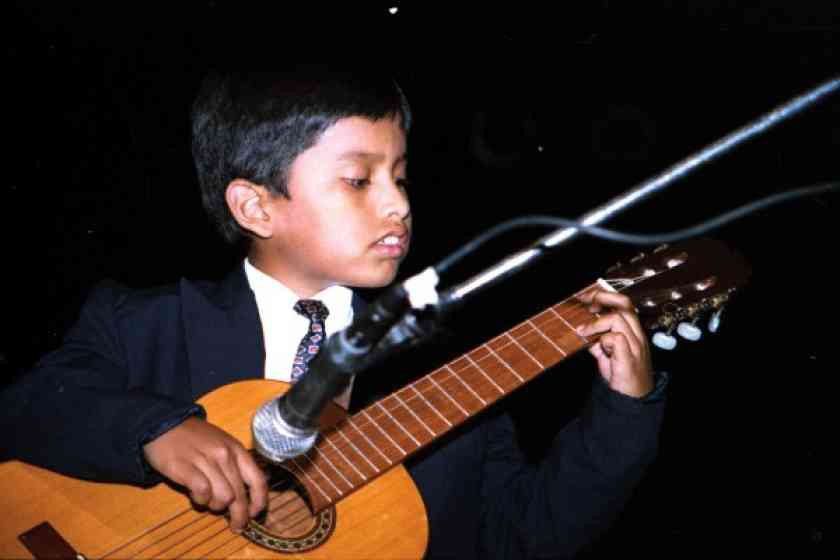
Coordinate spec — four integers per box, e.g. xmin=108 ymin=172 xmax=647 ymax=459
xmin=225 ymin=180 xmax=274 ymax=239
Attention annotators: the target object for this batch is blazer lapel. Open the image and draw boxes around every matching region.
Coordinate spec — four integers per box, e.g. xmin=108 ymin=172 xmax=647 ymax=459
xmin=180 ymin=263 xmax=265 ymax=399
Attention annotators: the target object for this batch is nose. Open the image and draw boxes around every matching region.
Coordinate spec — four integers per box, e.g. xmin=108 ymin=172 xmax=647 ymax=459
xmin=380 ymin=178 xmax=411 ymax=223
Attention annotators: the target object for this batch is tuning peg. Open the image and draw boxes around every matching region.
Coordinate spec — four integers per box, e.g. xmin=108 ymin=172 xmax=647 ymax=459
xmin=708 ymin=307 xmax=724 ymax=333
xmin=652 ymin=326 xmax=678 ymax=351
xmin=677 ymin=317 xmax=702 ymax=341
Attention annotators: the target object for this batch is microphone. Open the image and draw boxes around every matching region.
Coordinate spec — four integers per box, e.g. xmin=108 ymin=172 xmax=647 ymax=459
xmin=252 ymin=268 xmax=440 ymax=462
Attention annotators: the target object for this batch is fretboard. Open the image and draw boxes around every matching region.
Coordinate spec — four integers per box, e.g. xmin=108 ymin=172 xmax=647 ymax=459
xmin=284 ymin=282 xmax=604 ymax=512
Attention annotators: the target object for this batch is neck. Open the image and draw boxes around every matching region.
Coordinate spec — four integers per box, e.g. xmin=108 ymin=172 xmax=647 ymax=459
xmin=247 ymin=251 xmax=330 ymax=299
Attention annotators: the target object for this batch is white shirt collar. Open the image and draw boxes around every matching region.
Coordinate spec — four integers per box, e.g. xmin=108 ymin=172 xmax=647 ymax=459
xmin=243 ymin=258 xmax=354 ymax=316
xmin=243 ymin=258 xmax=356 ymax=407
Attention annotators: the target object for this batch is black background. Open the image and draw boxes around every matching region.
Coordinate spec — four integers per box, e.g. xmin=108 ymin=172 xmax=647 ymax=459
xmin=3 ymin=2 xmax=836 ymax=557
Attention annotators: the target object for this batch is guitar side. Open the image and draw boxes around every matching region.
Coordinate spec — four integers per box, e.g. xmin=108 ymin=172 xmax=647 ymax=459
xmin=0 ymin=379 xmax=429 ymax=559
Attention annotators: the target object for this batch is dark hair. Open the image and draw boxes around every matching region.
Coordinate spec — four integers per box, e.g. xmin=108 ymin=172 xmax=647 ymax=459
xmin=191 ymin=66 xmax=412 ymax=245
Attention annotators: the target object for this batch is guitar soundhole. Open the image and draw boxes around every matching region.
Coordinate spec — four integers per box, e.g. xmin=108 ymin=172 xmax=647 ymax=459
xmin=242 ymin=454 xmax=336 ymax=553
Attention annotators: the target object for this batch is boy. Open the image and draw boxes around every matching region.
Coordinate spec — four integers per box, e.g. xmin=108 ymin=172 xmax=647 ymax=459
xmin=0 ymin=67 xmax=666 ymax=559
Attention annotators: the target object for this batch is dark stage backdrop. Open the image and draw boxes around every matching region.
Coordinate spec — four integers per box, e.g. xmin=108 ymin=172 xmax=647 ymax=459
xmin=4 ymin=2 xmax=836 ymax=557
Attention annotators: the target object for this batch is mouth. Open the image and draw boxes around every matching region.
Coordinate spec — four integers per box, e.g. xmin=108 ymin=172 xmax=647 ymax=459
xmin=373 ymin=231 xmax=410 ymax=257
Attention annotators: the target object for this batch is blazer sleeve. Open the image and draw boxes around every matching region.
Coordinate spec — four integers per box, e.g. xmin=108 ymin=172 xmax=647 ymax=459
xmin=479 ymin=372 xmax=668 ymax=559
xmin=0 ymin=280 xmax=204 ymax=486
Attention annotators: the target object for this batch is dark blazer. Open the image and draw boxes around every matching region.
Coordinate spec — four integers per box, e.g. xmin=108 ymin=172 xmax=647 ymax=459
xmin=0 ymin=264 xmax=667 ymax=559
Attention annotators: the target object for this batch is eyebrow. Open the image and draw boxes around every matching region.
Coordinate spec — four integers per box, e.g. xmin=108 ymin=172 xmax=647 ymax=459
xmin=336 ymin=151 xmax=408 ymax=165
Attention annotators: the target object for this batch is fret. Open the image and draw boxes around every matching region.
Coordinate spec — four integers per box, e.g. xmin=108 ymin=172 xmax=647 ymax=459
xmin=473 ymin=344 xmax=525 ymax=387
xmin=404 ymin=384 xmax=453 ymax=428
xmin=299 ymin=450 xmax=348 ymax=495
xmin=344 ymin=416 xmax=396 ymax=470
xmin=433 ymin=366 xmax=485 ymax=411
xmin=486 ymin=333 xmax=542 ymax=380
xmin=287 ymin=456 xmax=336 ymax=503
xmin=551 ymin=300 xmax=588 ymax=327
xmin=505 ymin=327 xmax=546 ymax=368
xmin=557 ymin=305 xmax=600 ymax=343
xmin=386 ymin=394 xmax=436 ymax=444
xmin=397 ymin=386 xmax=450 ymax=433
xmin=305 ymin=445 xmax=356 ymax=490
xmin=317 ymin=433 xmax=369 ymax=485
xmin=375 ymin=400 xmax=423 ymax=447
xmin=470 ymin=345 xmax=523 ymax=386
xmin=545 ymin=305 xmax=590 ymax=348
xmin=464 ymin=353 xmax=506 ymax=394
xmin=509 ymin=322 xmax=567 ymax=368
xmin=449 ymin=357 xmax=506 ymax=403
xmin=329 ymin=423 xmax=382 ymax=477
xmin=527 ymin=318 xmax=567 ymax=356
xmin=417 ymin=375 xmax=471 ymax=421
xmin=464 ymin=345 xmax=522 ymax=394
xmin=360 ymin=409 xmax=408 ymax=458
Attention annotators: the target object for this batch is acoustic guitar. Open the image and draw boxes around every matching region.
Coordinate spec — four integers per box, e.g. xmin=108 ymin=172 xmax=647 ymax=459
xmin=0 ymin=238 xmax=749 ymax=559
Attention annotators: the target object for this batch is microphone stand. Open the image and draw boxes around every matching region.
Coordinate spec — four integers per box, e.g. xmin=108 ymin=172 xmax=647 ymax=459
xmin=438 ymin=75 xmax=840 ymax=309
xmin=253 ymin=75 xmax=839 ymax=462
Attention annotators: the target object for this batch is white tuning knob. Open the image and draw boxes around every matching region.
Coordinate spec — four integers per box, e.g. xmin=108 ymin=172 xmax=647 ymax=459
xmin=708 ymin=307 xmax=724 ymax=333
xmin=652 ymin=331 xmax=677 ymax=351
xmin=677 ymin=319 xmax=702 ymax=341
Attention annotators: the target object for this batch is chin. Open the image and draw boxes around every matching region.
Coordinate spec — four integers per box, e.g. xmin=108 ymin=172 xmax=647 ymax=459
xmin=350 ymin=267 xmax=400 ymax=289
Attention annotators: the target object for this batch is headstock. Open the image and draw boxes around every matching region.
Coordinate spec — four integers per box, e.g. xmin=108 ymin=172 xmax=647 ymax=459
xmin=602 ymin=238 xmax=751 ymax=350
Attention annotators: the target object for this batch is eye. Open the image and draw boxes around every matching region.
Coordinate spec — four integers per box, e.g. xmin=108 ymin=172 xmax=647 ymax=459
xmin=396 ymin=177 xmax=411 ymax=190
xmin=343 ymin=177 xmax=370 ymax=189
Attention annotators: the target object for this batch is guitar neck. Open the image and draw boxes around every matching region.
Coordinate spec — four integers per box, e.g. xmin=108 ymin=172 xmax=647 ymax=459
xmin=284 ymin=282 xmax=604 ymax=512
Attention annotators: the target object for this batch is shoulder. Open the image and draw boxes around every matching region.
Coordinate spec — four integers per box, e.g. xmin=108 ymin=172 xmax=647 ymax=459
xmin=82 ymin=278 xmax=181 ymax=315
xmin=80 ymin=273 xmax=232 ymax=324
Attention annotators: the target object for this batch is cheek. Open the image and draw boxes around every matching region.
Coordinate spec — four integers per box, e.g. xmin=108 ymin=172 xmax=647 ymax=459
xmin=318 ymin=200 xmax=373 ymax=251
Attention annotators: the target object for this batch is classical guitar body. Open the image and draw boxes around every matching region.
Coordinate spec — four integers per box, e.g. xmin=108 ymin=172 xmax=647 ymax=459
xmin=0 ymin=380 xmax=429 ymax=559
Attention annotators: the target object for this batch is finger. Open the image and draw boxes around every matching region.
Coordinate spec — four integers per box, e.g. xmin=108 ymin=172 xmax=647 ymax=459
xmin=588 ymin=290 xmax=646 ymax=340
xmin=575 ymin=289 xmax=604 ymax=314
xmin=213 ymin=447 xmax=250 ymax=532
xmin=587 ymin=290 xmax=635 ymax=312
xmin=588 ymin=342 xmax=612 ymax=381
xmin=616 ymin=309 xmax=646 ymax=348
xmin=181 ymin=465 xmax=212 ymax=507
xmin=600 ymin=332 xmax=635 ymax=378
xmin=236 ymin=448 xmax=269 ymax=518
xmin=577 ymin=314 xmax=641 ymax=358
xmin=601 ymin=332 xmax=653 ymax=397
xmin=195 ymin=455 xmax=236 ymax=513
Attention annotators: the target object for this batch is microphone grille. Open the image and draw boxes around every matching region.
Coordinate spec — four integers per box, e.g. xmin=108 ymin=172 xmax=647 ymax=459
xmin=252 ymin=399 xmax=319 ymax=463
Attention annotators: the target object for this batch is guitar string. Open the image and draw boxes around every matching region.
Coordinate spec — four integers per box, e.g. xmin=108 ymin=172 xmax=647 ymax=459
xmin=102 ymin=475 xmax=297 ymax=558
xmin=106 ymin=281 xmax=647 ymax=556
xmin=155 ymin=481 xmax=329 ymax=560
xmin=171 ymin=497 xmax=316 ymax=560
xmin=99 ymin=508 xmax=196 ymax=558
xmin=112 ymin=477 xmax=302 ymax=559
xmin=177 ymin=497 xmax=319 ymax=560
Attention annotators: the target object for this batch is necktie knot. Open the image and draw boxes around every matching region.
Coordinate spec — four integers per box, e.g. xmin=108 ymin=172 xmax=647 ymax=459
xmin=294 ymin=299 xmax=329 ymax=322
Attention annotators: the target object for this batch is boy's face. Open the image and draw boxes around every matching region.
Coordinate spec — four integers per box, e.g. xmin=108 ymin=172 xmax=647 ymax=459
xmin=258 ymin=116 xmax=411 ymax=297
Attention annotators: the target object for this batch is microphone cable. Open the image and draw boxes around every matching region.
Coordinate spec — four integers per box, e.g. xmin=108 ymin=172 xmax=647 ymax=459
xmin=433 ymin=180 xmax=839 ymax=275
